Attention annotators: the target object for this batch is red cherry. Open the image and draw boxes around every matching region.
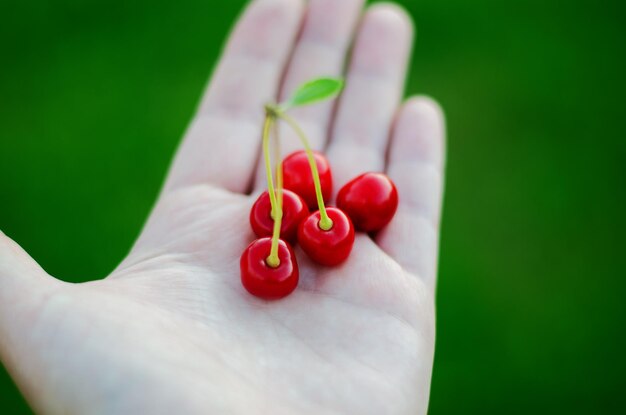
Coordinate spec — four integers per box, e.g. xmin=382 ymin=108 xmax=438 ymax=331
xmin=250 ymin=190 xmax=309 ymax=243
xmin=282 ymin=150 xmax=333 ymax=210
xmin=240 ymin=238 xmax=299 ymax=299
xmin=297 ymin=207 xmax=355 ymax=266
xmin=337 ymin=172 xmax=398 ymax=232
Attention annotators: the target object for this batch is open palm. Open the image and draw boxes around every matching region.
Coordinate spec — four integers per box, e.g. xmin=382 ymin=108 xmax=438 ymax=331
xmin=0 ymin=0 xmax=445 ymax=414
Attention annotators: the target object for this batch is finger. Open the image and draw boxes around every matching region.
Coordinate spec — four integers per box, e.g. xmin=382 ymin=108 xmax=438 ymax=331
xmin=326 ymin=3 xmax=414 ymax=191
xmin=253 ymin=0 xmax=364 ymax=191
xmin=0 ymin=230 xmax=60 ymax=396
xmin=376 ymin=97 xmax=446 ymax=289
xmin=164 ymin=0 xmax=305 ymax=194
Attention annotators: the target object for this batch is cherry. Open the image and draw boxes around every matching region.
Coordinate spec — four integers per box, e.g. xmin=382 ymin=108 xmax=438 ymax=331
xmin=298 ymin=207 xmax=355 ymax=266
xmin=240 ymin=237 xmax=299 ymax=299
xmin=250 ymin=190 xmax=309 ymax=243
xmin=240 ymin=77 xmax=349 ymax=300
xmin=337 ymin=172 xmax=398 ymax=232
xmin=282 ymin=150 xmax=333 ymax=209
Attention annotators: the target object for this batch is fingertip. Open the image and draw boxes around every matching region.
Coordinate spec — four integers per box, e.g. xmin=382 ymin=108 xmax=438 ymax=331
xmin=404 ymin=96 xmax=445 ymax=121
xmin=248 ymin=0 xmax=306 ymax=19
xmin=230 ymin=0 xmax=305 ymax=57
xmin=349 ymin=2 xmax=414 ymax=77
xmin=299 ymin=0 xmax=365 ymax=45
xmin=365 ymin=2 xmax=415 ymax=41
xmin=394 ymin=96 xmax=446 ymax=168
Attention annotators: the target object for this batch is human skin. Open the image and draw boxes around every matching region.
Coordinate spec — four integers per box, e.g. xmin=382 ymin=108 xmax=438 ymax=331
xmin=0 ymin=0 xmax=446 ymax=413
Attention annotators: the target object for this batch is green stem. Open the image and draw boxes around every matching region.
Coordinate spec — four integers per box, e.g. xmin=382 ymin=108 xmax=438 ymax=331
xmin=273 ymin=120 xmax=283 ymax=215
xmin=273 ymin=109 xmax=333 ymax=231
xmin=262 ymin=114 xmax=282 ymax=267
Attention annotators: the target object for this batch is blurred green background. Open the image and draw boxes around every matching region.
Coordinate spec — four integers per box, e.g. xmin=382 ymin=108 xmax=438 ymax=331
xmin=1 ymin=0 xmax=625 ymax=413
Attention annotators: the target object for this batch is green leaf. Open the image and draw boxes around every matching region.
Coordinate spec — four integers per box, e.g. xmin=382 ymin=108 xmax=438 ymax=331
xmin=282 ymin=77 xmax=344 ymax=109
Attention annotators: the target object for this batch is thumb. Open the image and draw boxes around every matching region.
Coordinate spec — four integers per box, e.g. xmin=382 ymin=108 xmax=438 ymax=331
xmin=0 ymin=230 xmax=59 ymax=399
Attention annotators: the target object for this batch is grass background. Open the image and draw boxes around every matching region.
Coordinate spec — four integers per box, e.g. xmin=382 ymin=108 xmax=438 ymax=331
xmin=1 ymin=0 xmax=625 ymax=413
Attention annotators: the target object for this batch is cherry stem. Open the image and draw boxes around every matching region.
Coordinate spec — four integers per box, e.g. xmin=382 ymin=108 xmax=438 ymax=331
xmin=262 ymin=114 xmax=282 ymax=268
xmin=270 ymin=107 xmax=333 ymax=231
xmin=273 ymin=120 xmax=283 ymax=215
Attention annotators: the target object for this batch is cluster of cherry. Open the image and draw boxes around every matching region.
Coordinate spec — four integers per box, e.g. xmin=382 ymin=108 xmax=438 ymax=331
xmin=239 ymin=78 xmax=398 ymax=300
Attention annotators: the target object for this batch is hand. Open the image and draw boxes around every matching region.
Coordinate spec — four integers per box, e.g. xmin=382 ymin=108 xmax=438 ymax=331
xmin=0 ymin=0 xmax=445 ymax=413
